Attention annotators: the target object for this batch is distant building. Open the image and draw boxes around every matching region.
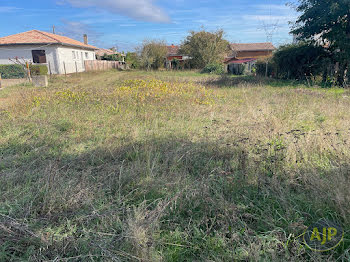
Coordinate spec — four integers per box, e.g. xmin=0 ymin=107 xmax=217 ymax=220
xmin=166 ymin=44 xmax=191 ymax=69
xmin=96 ymin=48 xmax=126 ymax=63
xmin=225 ymin=42 xmax=275 ymax=74
xmin=0 ymin=30 xmax=98 ymax=74
xmin=229 ymin=43 xmax=275 ymax=59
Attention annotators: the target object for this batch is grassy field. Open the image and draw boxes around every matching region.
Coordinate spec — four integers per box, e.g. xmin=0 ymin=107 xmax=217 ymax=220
xmin=0 ymin=70 xmax=349 ymax=261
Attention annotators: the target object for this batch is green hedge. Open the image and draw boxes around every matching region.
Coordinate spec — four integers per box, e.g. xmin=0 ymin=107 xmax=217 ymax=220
xmin=201 ymin=63 xmax=225 ymax=74
xmin=100 ymin=54 xmax=120 ymax=61
xmin=256 ymin=61 xmax=275 ymax=77
xmin=0 ymin=64 xmax=26 ymax=79
xmin=29 ymin=64 xmax=48 ymax=76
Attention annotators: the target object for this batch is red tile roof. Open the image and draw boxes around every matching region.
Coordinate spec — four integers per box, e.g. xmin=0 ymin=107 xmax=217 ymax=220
xmin=230 ymin=43 xmax=275 ymax=52
xmin=95 ymin=48 xmax=126 ymax=57
xmin=0 ymin=30 xmax=97 ymax=50
xmin=167 ymin=45 xmax=180 ymax=56
xmin=96 ymin=48 xmax=117 ymax=57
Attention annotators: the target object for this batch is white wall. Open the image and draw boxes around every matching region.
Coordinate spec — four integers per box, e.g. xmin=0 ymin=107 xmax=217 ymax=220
xmin=0 ymin=44 xmax=60 ymax=74
xmin=0 ymin=45 xmax=34 ymax=64
xmin=56 ymin=46 xmax=96 ymax=74
xmin=0 ymin=44 xmax=96 ymax=75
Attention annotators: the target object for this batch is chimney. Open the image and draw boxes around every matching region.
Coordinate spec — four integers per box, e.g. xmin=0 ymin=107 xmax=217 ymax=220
xmin=83 ymin=34 xmax=88 ymax=45
xmin=52 ymin=25 xmax=56 ymax=34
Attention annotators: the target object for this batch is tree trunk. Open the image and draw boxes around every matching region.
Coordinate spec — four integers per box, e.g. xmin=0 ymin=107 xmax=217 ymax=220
xmin=322 ymin=69 xmax=327 ymax=83
xmin=344 ymin=63 xmax=349 ymax=88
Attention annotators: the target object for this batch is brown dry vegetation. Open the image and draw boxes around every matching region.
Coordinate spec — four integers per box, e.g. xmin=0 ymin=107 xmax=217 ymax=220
xmin=0 ymin=70 xmax=349 ymax=261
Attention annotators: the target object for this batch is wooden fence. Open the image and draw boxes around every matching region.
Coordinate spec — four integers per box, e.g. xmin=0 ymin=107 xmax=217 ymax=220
xmin=84 ymin=60 xmax=121 ymax=72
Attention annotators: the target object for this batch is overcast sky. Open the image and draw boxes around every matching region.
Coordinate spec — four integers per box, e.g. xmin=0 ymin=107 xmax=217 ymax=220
xmin=0 ymin=0 xmax=298 ymax=51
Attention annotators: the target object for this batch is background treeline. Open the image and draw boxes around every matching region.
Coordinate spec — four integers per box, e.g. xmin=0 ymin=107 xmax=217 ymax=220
xmin=126 ymin=29 xmax=230 ymax=73
xmin=125 ymin=0 xmax=349 ymax=87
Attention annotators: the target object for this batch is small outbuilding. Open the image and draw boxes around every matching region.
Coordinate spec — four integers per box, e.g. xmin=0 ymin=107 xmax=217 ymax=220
xmin=0 ymin=30 xmax=98 ymax=74
xmin=225 ymin=58 xmax=257 ymax=75
xmin=225 ymin=42 xmax=275 ymax=74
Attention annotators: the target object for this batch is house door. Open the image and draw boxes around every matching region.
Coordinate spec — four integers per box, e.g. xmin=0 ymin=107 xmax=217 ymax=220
xmin=32 ymin=50 xmax=47 ymax=63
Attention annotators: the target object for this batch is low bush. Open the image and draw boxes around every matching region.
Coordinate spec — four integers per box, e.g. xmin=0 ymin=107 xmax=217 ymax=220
xmin=100 ymin=54 xmax=121 ymax=61
xmin=201 ymin=63 xmax=225 ymax=74
xmin=29 ymin=64 xmax=48 ymax=76
xmin=126 ymin=52 xmax=140 ymax=69
xmin=272 ymin=43 xmax=330 ymax=80
xmin=0 ymin=64 xmax=27 ymax=79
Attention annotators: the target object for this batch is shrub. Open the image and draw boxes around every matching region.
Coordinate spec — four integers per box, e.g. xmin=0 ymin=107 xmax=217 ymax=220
xmin=0 ymin=64 xmax=27 ymax=79
xmin=272 ymin=43 xmax=330 ymax=80
xmin=140 ymin=40 xmax=167 ymax=70
xmin=29 ymin=64 xmax=48 ymax=76
xmin=126 ymin=52 xmax=140 ymax=69
xmin=101 ymin=54 xmax=120 ymax=61
xmin=201 ymin=63 xmax=225 ymax=74
xmin=180 ymin=29 xmax=230 ymax=69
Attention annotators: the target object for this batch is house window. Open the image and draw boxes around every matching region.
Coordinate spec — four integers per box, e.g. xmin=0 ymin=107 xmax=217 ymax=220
xmin=72 ymin=51 xmax=76 ymax=59
xmin=76 ymin=51 xmax=79 ymax=59
xmin=85 ymin=52 xmax=89 ymax=59
xmin=32 ymin=50 xmax=47 ymax=63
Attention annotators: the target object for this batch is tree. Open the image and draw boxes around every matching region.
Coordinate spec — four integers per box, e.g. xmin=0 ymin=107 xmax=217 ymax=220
xmin=292 ymin=0 xmax=350 ymax=85
xmin=272 ymin=42 xmax=331 ymax=80
xmin=179 ymin=29 xmax=230 ymax=69
xmin=126 ymin=52 xmax=140 ymax=69
xmin=139 ymin=40 xmax=167 ymax=70
xmin=101 ymin=53 xmax=120 ymax=61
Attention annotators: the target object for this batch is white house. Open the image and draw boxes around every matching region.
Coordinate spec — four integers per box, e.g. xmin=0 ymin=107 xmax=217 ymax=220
xmin=0 ymin=30 xmax=97 ymax=74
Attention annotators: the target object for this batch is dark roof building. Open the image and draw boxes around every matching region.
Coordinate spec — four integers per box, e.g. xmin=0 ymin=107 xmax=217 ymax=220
xmin=228 ymin=42 xmax=275 ymax=60
xmin=225 ymin=42 xmax=275 ymax=75
xmin=230 ymin=43 xmax=275 ymax=52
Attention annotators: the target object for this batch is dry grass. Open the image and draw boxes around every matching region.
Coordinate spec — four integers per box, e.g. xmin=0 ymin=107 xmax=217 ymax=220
xmin=0 ymin=70 xmax=349 ymax=261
